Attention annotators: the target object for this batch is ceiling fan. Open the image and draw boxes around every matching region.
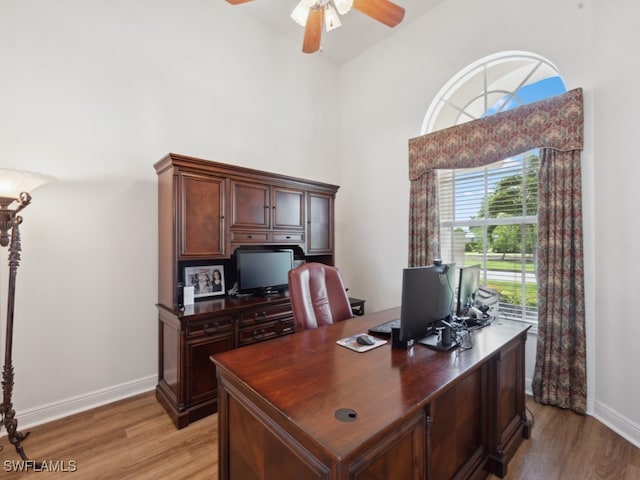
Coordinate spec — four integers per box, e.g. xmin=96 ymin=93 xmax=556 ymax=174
xmin=225 ymin=0 xmax=406 ymax=54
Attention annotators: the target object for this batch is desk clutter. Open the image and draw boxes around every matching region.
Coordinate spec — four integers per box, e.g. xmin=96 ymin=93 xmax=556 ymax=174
xmin=367 ymin=262 xmax=501 ymax=352
xmin=369 ymin=312 xmax=495 ymax=352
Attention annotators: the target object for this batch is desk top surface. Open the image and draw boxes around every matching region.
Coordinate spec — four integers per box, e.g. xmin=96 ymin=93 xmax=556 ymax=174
xmin=212 ymin=307 xmax=529 ymax=461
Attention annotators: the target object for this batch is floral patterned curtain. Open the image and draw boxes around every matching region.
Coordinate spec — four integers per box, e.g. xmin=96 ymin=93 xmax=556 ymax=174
xmin=408 ymin=88 xmax=586 ymax=413
xmin=408 ymin=170 xmax=439 ymax=266
xmin=533 ymin=148 xmax=586 ymax=413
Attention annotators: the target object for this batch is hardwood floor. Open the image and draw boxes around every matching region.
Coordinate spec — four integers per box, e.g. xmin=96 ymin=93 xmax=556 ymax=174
xmin=0 ymin=392 xmax=216 ymax=479
xmin=1 ymin=392 xmax=638 ymax=479
xmin=488 ymin=398 xmax=640 ymax=480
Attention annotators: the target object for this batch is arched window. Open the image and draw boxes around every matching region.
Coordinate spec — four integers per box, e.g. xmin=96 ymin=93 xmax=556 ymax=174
xmin=422 ymin=51 xmax=566 ymax=132
xmin=422 ymin=51 xmax=566 ymax=323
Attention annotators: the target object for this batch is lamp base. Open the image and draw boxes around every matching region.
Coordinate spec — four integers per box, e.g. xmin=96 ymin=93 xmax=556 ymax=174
xmin=0 ymin=216 xmax=40 ymax=466
xmin=1 ymin=364 xmax=36 ymax=463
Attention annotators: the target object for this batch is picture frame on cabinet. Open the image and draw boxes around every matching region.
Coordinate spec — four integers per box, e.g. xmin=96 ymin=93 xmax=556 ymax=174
xmin=184 ymin=265 xmax=226 ymax=298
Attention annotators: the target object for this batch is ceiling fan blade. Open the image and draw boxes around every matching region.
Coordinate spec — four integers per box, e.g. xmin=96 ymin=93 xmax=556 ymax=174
xmin=225 ymin=0 xmax=255 ymax=4
xmin=302 ymin=7 xmax=324 ymax=54
xmin=353 ymin=0 xmax=405 ymax=27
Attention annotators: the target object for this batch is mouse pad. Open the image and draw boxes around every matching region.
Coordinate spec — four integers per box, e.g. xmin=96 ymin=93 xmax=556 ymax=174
xmin=336 ymin=334 xmax=387 ymax=352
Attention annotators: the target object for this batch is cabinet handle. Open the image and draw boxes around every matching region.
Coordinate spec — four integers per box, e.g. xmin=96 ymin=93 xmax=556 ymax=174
xmin=274 ymin=318 xmax=285 ymax=334
xmin=285 ymin=236 xmax=291 ymax=239
xmin=204 ymin=322 xmax=220 ymax=335
xmin=254 ymin=311 xmax=268 ymax=322
xmin=252 ymin=329 xmax=267 ymax=340
xmin=247 ymin=235 xmax=253 ymax=239
xmin=274 ymin=319 xmax=292 ymax=335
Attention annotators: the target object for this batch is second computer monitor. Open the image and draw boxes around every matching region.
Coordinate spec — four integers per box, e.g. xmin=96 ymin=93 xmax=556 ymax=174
xmin=399 ymin=263 xmax=455 ymax=342
xmin=457 ymin=264 xmax=481 ymax=316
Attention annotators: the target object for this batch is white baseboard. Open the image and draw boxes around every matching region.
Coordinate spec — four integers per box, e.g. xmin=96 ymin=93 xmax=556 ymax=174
xmin=4 ymin=375 xmax=156 ymax=433
xmin=593 ymin=400 xmax=640 ymax=449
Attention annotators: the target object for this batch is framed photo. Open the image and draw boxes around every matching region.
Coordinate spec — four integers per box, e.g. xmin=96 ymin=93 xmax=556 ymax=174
xmin=184 ymin=265 xmax=226 ymax=298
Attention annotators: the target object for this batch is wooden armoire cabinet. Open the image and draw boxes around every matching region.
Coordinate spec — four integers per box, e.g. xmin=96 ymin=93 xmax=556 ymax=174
xmin=153 ymin=153 xmax=340 ymax=428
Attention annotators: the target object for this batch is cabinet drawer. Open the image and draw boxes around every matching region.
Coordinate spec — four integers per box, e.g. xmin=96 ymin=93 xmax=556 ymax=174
xmin=239 ymin=303 xmax=293 ymax=327
xmin=272 ymin=232 xmax=305 ymax=243
xmin=238 ymin=318 xmax=295 ymax=346
xmin=230 ymin=231 xmax=271 ymax=243
xmin=186 ymin=315 xmax=234 ymax=339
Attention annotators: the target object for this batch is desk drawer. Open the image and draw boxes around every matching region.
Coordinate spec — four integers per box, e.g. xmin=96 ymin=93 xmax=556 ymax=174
xmin=230 ymin=231 xmax=271 ymax=243
xmin=238 ymin=303 xmax=293 ymax=327
xmin=186 ymin=315 xmax=234 ymax=339
xmin=238 ymin=318 xmax=295 ymax=346
xmin=272 ymin=232 xmax=304 ymax=243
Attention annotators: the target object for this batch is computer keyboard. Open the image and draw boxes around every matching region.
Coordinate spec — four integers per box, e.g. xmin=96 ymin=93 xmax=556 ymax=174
xmin=368 ymin=319 xmax=400 ymax=337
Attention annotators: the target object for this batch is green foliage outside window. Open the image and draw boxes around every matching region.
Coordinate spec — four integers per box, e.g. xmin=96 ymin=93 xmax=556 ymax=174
xmin=464 ymin=153 xmax=540 ymax=311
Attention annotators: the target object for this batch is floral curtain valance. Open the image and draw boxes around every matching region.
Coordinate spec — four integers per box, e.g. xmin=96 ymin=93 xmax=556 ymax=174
xmin=408 ymin=88 xmax=583 ymax=179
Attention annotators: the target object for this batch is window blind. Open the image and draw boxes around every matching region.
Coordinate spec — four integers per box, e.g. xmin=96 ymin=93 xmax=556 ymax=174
xmin=438 ymin=151 xmax=539 ymax=323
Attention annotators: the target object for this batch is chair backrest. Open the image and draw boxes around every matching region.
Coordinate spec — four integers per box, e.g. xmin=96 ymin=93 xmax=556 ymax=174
xmin=288 ymin=262 xmax=354 ymax=331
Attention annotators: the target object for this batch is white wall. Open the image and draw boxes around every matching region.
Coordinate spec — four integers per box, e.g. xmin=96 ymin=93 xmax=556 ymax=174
xmin=338 ymin=0 xmax=640 ymax=447
xmin=0 ymin=0 xmax=339 ymax=425
xmin=591 ymin=0 xmax=640 ymax=445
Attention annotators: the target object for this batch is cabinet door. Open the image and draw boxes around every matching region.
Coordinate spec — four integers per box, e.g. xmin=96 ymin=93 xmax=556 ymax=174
xmin=490 ymin=334 xmax=529 ymax=477
xmin=186 ymin=331 xmax=234 ymax=406
xmin=428 ymin=367 xmax=487 ymax=480
xmin=351 ymin=411 xmax=425 ymax=480
xmin=272 ymin=187 xmax=305 ymax=230
xmin=158 ymin=311 xmax=181 ymax=404
xmin=179 ymin=172 xmax=226 ymax=258
xmin=307 ymin=192 xmax=333 ymax=254
xmin=231 ymin=180 xmax=270 ymax=229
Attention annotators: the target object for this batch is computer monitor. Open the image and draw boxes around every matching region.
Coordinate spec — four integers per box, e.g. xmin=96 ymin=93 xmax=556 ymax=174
xmin=236 ymin=249 xmax=294 ymax=296
xmin=399 ymin=263 xmax=455 ymax=343
xmin=457 ymin=264 xmax=481 ymax=316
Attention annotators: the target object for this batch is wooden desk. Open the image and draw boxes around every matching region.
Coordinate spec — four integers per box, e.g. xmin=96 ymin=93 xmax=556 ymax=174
xmin=211 ymin=307 xmax=531 ymax=480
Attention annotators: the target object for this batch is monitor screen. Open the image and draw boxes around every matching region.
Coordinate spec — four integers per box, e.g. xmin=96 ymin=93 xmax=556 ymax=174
xmin=399 ymin=263 xmax=455 ymax=342
xmin=236 ymin=249 xmax=294 ymax=295
xmin=457 ymin=264 xmax=481 ymax=316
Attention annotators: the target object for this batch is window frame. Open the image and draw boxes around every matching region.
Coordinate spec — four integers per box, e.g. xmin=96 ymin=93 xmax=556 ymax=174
xmin=421 ymin=51 xmax=566 ymax=325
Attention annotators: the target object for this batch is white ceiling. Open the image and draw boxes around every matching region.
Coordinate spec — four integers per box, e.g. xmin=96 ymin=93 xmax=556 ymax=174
xmin=225 ymin=0 xmax=442 ymax=64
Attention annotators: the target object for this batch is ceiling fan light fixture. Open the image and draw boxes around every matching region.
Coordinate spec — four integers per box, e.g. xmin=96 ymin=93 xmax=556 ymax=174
xmin=324 ymin=2 xmax=341 ymax=32
xmin=333 ymin=0 xmax=353 ymax=15
xmin=291 ymin=0 xmax=316 ymax=27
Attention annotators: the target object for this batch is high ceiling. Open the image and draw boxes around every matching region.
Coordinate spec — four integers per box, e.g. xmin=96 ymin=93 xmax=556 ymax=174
xmin=225 ymin=0 xmax=442 ymax=64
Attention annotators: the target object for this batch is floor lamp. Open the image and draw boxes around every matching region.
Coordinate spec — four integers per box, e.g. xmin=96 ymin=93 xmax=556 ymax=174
xmin=0 ymin=167 xmax=54 ymax=461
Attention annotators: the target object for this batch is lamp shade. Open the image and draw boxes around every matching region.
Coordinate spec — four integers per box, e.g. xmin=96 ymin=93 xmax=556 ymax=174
xmin=0 ymin=167 xmax=55 ymax=200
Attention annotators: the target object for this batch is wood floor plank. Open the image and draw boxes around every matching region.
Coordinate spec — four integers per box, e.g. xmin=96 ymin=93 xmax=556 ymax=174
xmin=2 ymin=392 xmax=638 ymax=479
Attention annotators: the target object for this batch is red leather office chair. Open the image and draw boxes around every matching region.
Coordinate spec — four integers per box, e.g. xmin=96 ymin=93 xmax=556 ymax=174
xmin=288 ymin=262 xmax=354 ymax=331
